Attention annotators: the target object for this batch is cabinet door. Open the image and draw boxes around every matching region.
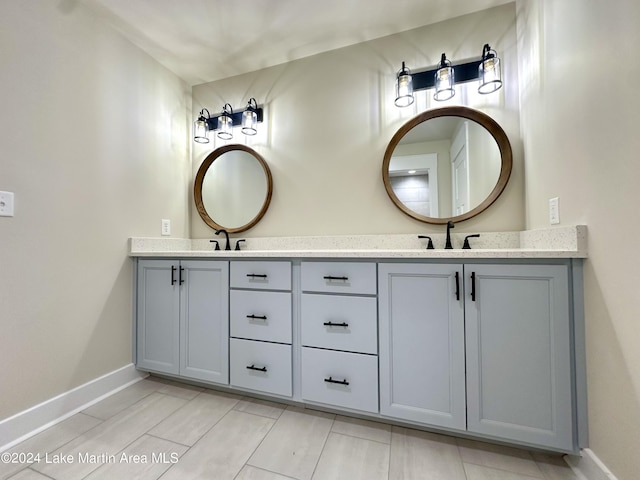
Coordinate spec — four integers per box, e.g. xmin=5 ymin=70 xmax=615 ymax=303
xmin=465 ymin=264 xmax=573 ymax=450
xmin=180 ymin=260 xmax=229 ymax=384
xmin=136 ymin=260 xmax=179 ymax=375
xmin=378 ymin=263 xmax=465 ymax=429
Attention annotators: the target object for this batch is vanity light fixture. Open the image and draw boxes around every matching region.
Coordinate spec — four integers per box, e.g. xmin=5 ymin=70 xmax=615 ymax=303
xmin=478 ymin=44 xmax=502 ymax=94
xmin=193 ymin=99 xmax=264 ymax=143
xmin=241 ymin=98 xmax=258 ymax=135
xmin=194 ymin=108 xmax=211 ymax=143
xmin=217 ymin=103 xmax=234 ymax=140
xmin=393 ymin=44 xmax=503 ymax=106
xmin=434 ymin=53 xmax=455 ymax=101
xmin=394 ymin=61 xmax=414 ymax=107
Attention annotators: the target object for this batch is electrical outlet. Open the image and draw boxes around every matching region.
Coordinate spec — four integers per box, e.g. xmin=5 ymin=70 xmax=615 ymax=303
xmin=161 ymin=219 xmax=171 ymax=236
xmin=0 ymin=191 xmax=15 ymax=217
xmin=549 ymin=197 xmax=560 ymax=225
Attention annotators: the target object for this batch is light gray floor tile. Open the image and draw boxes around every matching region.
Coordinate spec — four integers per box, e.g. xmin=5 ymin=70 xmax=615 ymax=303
xmin=464 ymin=462 xmax=544 ymax=480
xmin=31 ymin=392 xmax=185 ymax=480
xmin=331 ymin=415 xmax=391 ymax=444
xmin=82 ymin=379 xmax=160 ymax=420
xmin=160 ymin=410 xmax=274 ymax=480
xmin=248 ymin=406 xmax=335 ymax=480
xmin=234 ymin=397 xmax=286 ymax=419
xmin=6 ymin=469 xmax=51 ymax=480
xmin=389 ymin=427 xmax=467 ymax=480
xmin=151 ymin=378 xmax=204 ymax=400
xmin=312 ymin=432 xmax=389 ymax=480
xmin=83 ymin=434 xmax=188 ymax=480
xmin=457 ymin=439 xmax=543 ymax=478
xmin=235 ymin=465 xmax=297 ymax=480
xmin=149 ymin=390 xmax=239 ymax=445
xmin=0 ymin=413 xmax=102 ymax=480
xmin=531 ymin=454 xmax=579 ymax=480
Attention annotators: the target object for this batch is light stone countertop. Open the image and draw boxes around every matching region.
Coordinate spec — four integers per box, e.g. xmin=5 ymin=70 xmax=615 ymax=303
xmin=129 ymin=225 xmax=587 ymax=259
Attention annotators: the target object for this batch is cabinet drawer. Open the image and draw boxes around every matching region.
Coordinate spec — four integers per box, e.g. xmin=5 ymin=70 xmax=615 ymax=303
xmin=230 ymin=261 xmax=291 ymax=291
xmin=301 ymin=262 xmax=376 ymax=295
xmin=230 ymin=338 xmax=292 ymax=397
xmin=301 ymin=294 xmax=377 ymax=354
xmin=301 ymin=347 xmax=378 ymax=413
xmin=230 ymin=290 xmax=292 ymax=344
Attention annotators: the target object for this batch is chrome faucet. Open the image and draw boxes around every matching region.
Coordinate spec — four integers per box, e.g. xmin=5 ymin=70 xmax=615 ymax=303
xmin=445 ymin=221 xmax=455 ymax=249
xmin=215 ymin=229 xmax=231 ymax=251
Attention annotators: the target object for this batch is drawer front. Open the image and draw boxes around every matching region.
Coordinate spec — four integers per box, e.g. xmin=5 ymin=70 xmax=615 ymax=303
xmin=301 ymin=294 xmax=377 ymax=354
xmin=301 ymin=262 xmax=377 ymax=295
xmin=230 ymin=338 xmax=292 ymax=397
xmin=230 ymin=261 xmax=291 ymax=291
xmin=301 ymin=347 xmax=378 ymax=413
xmin=231 ymin=290 xmax=292 ymax=344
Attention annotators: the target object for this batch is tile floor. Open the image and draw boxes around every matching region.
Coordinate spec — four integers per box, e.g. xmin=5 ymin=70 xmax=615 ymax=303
xmin=0 ymin=377 xmax=580 ymax=480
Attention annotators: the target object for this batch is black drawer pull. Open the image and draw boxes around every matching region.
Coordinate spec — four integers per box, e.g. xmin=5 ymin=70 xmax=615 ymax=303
xmin=170 ymin=265 xmax=177 ymax=285
xmin=323 ymin=275 xmax=349 ymax=281
xmin=455 ymin=271 xmax=460 ymax=301
xmin=179 ymin=266 xmax=185 ymax=285
xmin=247 ymin=314 xmax=267 ymax=320
xmin=323 ymin=321 xmax=349 ymax=327
xmin=471 ymin=272 xmax=476 ymax=301
xmin=246 ymin=364 xmax=267 ymax=372
xmin=247 ymin=273 xmax=268 ymax=278
xmin=324 ymin=376 xmax=349 ymax=386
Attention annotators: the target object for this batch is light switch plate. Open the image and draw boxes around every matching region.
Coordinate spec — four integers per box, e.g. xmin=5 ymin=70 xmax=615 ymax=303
xmin=549 ymin=197 xmax=560 ymax=225
xmin=0 ymin=191 xmax=15 ymax=217
xmin=161 ymin=219 xmax=171 ymax=236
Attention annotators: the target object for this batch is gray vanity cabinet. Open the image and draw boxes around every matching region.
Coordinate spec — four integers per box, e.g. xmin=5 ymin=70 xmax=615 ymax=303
xmin=229 ymin=261 xmax=293 ymax=397
xmin=300 ymin=262 xmax=379 ymax=413
xmin=136 ymin=259 xmax=229 ymax=384
xmin=378 ymin=263 xmax=466 ymax=430
xmin=465 ymin=263 xmax=573 ymax=451
xmin=379 ymin=262 xmax=575 ymax=451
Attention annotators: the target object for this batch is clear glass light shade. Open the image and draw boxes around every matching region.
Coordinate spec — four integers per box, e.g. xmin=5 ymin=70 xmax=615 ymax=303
xmin=394 ymin=62 xmax=414 ymax=107
xmin=217 ymin=114 xmax=233 ymax=140
xmin=478 ymin=56 xmax=502 ymax=94
xmin=193 ymin=118 xmax=209 ymax=143
xmin=434 ymin=66 xmax=455 ymax=101
xmin=242 ymin=109 xmax=258 ymax=135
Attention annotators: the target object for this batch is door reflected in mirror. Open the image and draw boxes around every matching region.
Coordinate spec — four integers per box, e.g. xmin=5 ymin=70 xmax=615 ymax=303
xmin=194 ymin=145 xmax=273 ymax=233
xmin=383 ymin=106 xmax=512 ymax=225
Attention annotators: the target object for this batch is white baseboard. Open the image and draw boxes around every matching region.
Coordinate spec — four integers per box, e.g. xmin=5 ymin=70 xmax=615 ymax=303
xmin=0 ymin=363 xmax=147 ymax=452
xmin=565 ymin=449 xmax=620 ymax=480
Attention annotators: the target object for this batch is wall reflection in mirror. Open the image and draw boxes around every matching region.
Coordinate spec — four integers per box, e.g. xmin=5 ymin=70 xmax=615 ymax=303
xmin=194 ymin=145 xmax=273 ymax=233
xmin=383 ymin=106 xmax=512 ymax=224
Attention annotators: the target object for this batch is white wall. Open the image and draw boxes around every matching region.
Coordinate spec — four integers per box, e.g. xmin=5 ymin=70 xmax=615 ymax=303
xmin=191 ymin=4 xmax=523 ymax=238
xmin=517 ymin=1 xmax=640 ymax=479
xmin=0 ymin=1 xmax=190 ymax=420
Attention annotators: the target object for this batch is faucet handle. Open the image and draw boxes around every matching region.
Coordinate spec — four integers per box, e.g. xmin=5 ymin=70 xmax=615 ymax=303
xmin=210 ymin=240 xmax=220 ymax=251
xmin=462 ymin=234 xmax=480 ymax=250
xmin=235 ymin=239 xmax=246 ymax=251
xmin=418 ymin=235 xmax=434 ymax=250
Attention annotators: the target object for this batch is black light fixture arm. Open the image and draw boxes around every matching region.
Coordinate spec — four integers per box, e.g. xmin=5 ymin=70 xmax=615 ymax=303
xmin=202 ymin=103 xmax=264 ymax=131
xmin=411 ymin=58 xmax=483 ymax=91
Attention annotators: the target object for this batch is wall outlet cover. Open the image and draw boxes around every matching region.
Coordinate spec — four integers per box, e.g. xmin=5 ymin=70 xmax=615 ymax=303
xmin=549 ymin=197 xmax=560 ymax=225
xmin=0 ymin=191 xmax=15 ymax=217
xmin=161 ymin=219 xmax=171 ymax=236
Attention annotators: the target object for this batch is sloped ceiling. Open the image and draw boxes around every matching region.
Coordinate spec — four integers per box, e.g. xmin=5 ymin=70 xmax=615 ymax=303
xmin=79 ymin=0 xmax=512 ymax=85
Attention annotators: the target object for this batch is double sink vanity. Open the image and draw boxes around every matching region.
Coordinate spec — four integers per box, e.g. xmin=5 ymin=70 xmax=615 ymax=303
xmin=130 ymin=226 xmax=588 ymax=454
xmin=132 ymin=105 xmax=587 ymax=454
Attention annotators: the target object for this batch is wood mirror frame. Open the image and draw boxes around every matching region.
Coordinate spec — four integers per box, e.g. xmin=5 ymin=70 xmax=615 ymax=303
xmin=382 ymin=106 xmax=512 ymax=225
xmin=194 ymin=144 xmax=273 ymax=233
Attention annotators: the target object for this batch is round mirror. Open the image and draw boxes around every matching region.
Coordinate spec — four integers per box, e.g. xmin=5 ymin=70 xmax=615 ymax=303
xmin=194 ymin=144 xmax=273 ymax=233
xmin=382 ymin=106 xmax=512 ymax=224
